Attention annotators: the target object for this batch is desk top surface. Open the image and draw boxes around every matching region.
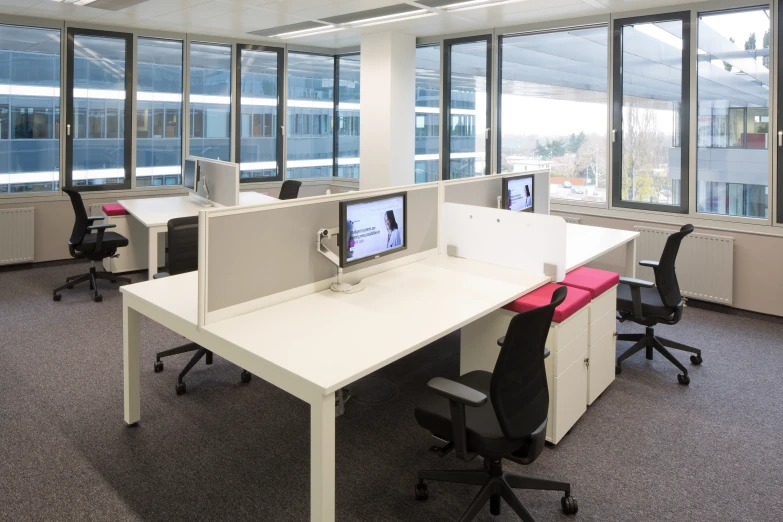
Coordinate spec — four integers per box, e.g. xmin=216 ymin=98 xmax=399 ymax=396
xmin=118 ymin=192 xmax=276 ymax=227
xmin=122 ymin=254 xmax=549 ymax=395
xmin=565 ymin=223 xmax=638 ymax=272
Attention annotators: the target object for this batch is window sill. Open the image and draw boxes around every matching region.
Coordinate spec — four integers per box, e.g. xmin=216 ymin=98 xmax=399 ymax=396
xmin=0 ymin=186 xmax=188 ymax=205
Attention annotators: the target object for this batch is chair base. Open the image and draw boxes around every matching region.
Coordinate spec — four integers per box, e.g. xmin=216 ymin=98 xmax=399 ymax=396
xmin=154 ymin=343 xmax=252 ymax=395
xmin=616 ymin=326 xmax=702 ymax=385
xmin=53 ymin=263 xmax=131 ymax=302
xmin=416 ymin=459 xmax=576 ymax=522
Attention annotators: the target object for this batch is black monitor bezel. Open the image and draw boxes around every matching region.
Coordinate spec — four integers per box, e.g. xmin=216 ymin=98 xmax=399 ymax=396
xmin=339 ymin=192 xmax=408 ymax=269
xmin=183 ymin=157 xmax=199 ymax=192
xmin=502 ymin=173 xmax=535 ymax=213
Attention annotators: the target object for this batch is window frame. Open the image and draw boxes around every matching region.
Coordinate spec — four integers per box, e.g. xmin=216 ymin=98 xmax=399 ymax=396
xmin=234 ymin=43 xmax=284 ymax=183
xmin=65 ymin=27 xmax=134 ymax=192
xmin=335 ymin=52 xmax=360 ymax=179
xmin=442 ymin=34 xmax=493 ymax=180
xmin=611 ymin=11 xmax=691 ymax=214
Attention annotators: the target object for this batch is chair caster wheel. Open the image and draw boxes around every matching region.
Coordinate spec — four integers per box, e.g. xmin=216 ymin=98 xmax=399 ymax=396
xmin=490 ymin=494 xmax=501 ymax=516
xmin=175 ymin=382 xmax=187 ymax=395
xmin=615 ymin=365 xmax=622 ymax=375
xmin=53 ymin=294 xmax=62 ymax=301
xmin=561 ymin=496 xmax=578 ymax=515
xmin=240 ymin=370 xmax=251 ymax=384
xmin=154 ymin=361 xmax=164 ymax=373
xmin=690 ymin=354 xmax=703 ymax=365
xmin=677 ymin=373 xmax=690 ymax=385
xmin=415 ymin=481 xmax=428 ymax=501
xmin=94 ymin=295 xmax=103 ymax=303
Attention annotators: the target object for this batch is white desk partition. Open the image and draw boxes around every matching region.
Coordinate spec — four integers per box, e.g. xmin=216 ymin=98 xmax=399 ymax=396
xmin=443 ymin=170 xmax=550 ymax=214
xmin=197 ymin=158 xmax=239 ymax=207
xmin=440 ymin=202 xmax=567 ymax=282
xmin=198 ymin=183 xmax=440 ymax=327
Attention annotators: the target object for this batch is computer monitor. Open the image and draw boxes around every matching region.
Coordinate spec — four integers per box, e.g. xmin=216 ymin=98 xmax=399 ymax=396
xmin=183 ymin=158 xmax=198 ymax=192
xmin=502 ymin=174 xmax=534 ymax=213
xmin=339 ymin=192 xmax=407 ymax=268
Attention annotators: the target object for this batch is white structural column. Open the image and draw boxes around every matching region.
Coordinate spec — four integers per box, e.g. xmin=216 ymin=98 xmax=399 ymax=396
xmin=359 ymin=31 xmax=416 ymax=190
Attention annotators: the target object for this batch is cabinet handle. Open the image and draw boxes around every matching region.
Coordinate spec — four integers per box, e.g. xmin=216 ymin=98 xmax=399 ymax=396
xmin=584 ymin=357 xmax=590 ymax=368
xmin=778 ymin=130 xmax=782 ymax=147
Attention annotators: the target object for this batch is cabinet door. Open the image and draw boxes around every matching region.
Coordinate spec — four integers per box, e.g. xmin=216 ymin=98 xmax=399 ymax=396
xmin=588 ymin=331 xmax=616 ymax=405
xmin=548 ymin=350 xmax=588 ymax=444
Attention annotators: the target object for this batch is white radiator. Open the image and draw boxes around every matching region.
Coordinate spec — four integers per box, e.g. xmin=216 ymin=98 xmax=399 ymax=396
xmin=634 ymin=226 xmax=733 ymax=305
xmin=0 ymin=207 xmax=35 ymax=265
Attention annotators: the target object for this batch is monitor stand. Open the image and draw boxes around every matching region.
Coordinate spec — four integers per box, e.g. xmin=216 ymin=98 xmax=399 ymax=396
xmin=331 ymin=268 xmax=363 ymax=294
xmin=316 ymin=227 xmax=363 ymax=293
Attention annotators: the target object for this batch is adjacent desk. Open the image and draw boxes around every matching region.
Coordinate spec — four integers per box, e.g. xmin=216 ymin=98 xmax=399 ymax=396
xmin=122 ymin=254 xmax=550 ymax=522
xmin=118 ymin=192 xmax=276 ymax=279
xmin=566 ymin=223 xmax=639 ymax=276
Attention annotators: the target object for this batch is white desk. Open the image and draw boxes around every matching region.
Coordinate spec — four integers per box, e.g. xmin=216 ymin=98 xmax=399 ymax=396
xmin=565 ymin=223 xmax=639 ymax=276
xmin=121 ymin=254 xmax=550 ymax=522
xmin=118 ymin=192 xmax=277 ymax=279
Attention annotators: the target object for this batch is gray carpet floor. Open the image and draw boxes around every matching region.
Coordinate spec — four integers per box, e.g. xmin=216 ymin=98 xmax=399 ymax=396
xmin=1 ymin=261 xmax=782 ymax=521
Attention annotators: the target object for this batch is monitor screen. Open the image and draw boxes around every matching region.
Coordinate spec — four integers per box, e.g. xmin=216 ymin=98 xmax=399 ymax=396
xmin=503 ymin=175 xmax=534 ymax=213
xmin=183 ymin=158 xmax=198 ymax=192
xmin=340 ymin=193 xmax=407 ymax=268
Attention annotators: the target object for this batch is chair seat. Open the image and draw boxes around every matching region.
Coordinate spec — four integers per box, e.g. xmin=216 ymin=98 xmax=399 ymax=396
xmin=561 ymin=267 xmax=619 ymax=299
xmin=504 ymin=283 xmax=590 ymax=323
xmin=415 ymin=371 xmax=529 ymax=457
xmin=73 ymin=231 xmax=129 ymax=253
xmin=616 ymin=283 xmax=676 ymax=319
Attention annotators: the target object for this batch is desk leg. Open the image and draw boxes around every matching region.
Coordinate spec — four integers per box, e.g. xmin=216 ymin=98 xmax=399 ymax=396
xmin=148 ymin=228 xmax=158 ymax=280
xmin=311 ymin=393 xmax=336 ymax=522
xmin=625 ymin=238 xmax=637 ymax=278
xmin=123 ymin=302 xmax=141 ymax=425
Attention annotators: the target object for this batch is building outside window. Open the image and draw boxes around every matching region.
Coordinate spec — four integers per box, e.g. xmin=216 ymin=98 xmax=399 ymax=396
xmin=415 ymin=45 xmax=441 ymax=183
xmin=336 ymin=54 xmax=360 ymax=179
xmin=0 ymin=24 xmax=60 ymax=193
xmin=189 ymin=42 xmax=231 ymax=162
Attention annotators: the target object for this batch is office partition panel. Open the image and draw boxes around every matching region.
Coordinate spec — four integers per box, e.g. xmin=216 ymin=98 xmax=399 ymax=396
xmin=65 ymin=29 xmax=133 ymax=191
xmin=443 ymin=36 xmax=491 ymax=180
xmin=612 ymin=13 xmax=690 ymax=213
xmin=236 ymin=44 xmax=283 ymax=182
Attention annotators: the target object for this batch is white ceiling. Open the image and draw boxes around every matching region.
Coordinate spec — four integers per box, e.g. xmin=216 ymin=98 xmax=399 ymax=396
xmin=0 ymin=0 xmax=711 ymax=49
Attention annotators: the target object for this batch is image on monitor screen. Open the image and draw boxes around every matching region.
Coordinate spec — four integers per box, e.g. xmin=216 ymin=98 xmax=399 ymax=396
xmin=504 ymin=175 xmax=534 ymax=212
xmin=183 ymin=158 xmax=198 ymax=192
xmin=340 ymin=193 xmax=407 ymax=268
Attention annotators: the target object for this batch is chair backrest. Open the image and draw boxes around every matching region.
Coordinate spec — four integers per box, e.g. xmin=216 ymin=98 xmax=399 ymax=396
xmin=279 ymin=179 xmax=302 ymax=200
xmin=167 ymin=216 xmax=199 ymax=275
xmin=64 ymin=189 xmax=89 ymax=246
xmin=655 ymin=224 xmax=693 ymax=308
xmin=490 ymin=286 xmax=567 ymax=440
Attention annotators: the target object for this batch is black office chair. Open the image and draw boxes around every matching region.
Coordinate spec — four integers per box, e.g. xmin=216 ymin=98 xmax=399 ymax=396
xmin=279 ymin=179 xmax=302 ymax=200
xmin=414 ymin=287 xmax=578 ymax=521
xmin=152 ymin=216 xmax=251 ymax=395
xmin=615 ymin=224 xmax=703 ymax=385
xmin=54 ymin=189 xmax=131 ymax=303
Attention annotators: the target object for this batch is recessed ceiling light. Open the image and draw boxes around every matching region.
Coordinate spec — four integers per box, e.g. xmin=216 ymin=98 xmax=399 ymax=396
xmin=418 ymin=0 xmax=523 ymax=12
xmin=53 ymin=0 xmax=98 ymax=5
xmin=276 ymin=26 xmax=345 ymax=39
xmin=344 ymin=9 xmax=433 ymax=27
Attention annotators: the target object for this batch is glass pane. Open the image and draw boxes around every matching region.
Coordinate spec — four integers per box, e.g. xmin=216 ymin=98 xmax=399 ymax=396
xmin=287 ymin=53 xmax=334 ymax=179
xmin=239 ymin=47 xmax=279 ymax=180
xmin=189 ymin=42 xmax=230 ymax=161
xmin=415 ymin=45 xmax=440 ymax=184
xmin=0 ymin=25 xmax=60 ymax=193
xmin=72 ymin=34 xmax=127 ymax=188
xmin=500 ymin=27 xmax=608 ymax=203
xmin=697 ymin=8 xmax=769 ymax=218
xmin=136 ymin=38 xmax=182 ymax=188
xmin=620 ymin=20 xmax=684 ymax=206
xmin=336 ymin=54 xmax=360 ymax=179
xmin=448 ymin=40 xmax=487 ymax=179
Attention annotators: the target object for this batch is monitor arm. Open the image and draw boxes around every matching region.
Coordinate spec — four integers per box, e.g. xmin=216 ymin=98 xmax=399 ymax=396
xmin=317 ymin=227 xmax=361 ymax=293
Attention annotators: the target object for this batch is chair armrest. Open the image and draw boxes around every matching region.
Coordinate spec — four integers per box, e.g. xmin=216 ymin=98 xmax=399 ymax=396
xmin=427 ymin=377 xmax=486 ymax=408
xmin=86 ymin=223 xmax=116 ymax=251
xmin=86 ymin=215 xmax=105 ymax=226
xmin=619 ymin=277 xmax=653 ymax=321
xmin=497 ymin=336 xmax=550 ymax=358
xmin=639 ymin=260 xmax=659 ymax=269
xmin=427 ymin=377 xmax=486 ymax=462
xmin=619 ymin=276 xmax=654 ymax=288
xmin=152 ymin=272 xmax=170 ymax=280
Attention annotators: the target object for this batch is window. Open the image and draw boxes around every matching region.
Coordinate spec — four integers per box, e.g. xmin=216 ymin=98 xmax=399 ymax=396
xmin=336 ymin=54 xmax=360 ymax=179
xmin=499 ymin=27 xmax=608 ymax=203
xmin=67 ymin=30 xmax=132 ymax=191
xmin=612 ymin=13 xmax=690 ymax=212
xmin=287 ymin=52 xmax=334 ymax=179
xmin=0 ymin=24 xmax=60 ymax=193
xmin=189 ymin=42 xmax=231 ymax=161
xmin=415 ymin=45 xmax=440 ymax=183
xmin=444 ymin=37 xmax=491 ymax=179
xmin=697 ymin=8 xmax=770 ymax=219
xmin=237 ymin=45 xmax=282 ymax=181
xmin=136 ymin=38 xmax=183 ymax=188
